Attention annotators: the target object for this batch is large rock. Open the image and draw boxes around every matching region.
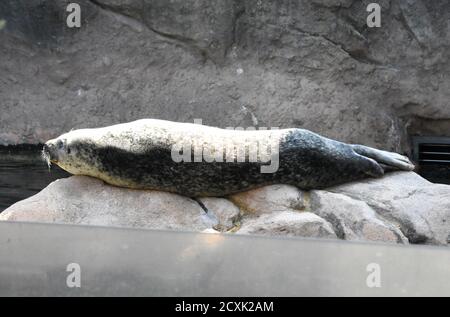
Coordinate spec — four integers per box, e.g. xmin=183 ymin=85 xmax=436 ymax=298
xmin=197 ymin=197 xmax=241 ymax=231
xmin=0 ymin=176 xmax=216 ymax=231
xmin=0 ymin=172 xmax=449 ymax=246
xmin=328 ymin=172 xmax=450 ymax=245
xmin=229 ymin=184 xmax=305 ymax=215
xmin=310 ymin=191 xmax=408 ymax=243
xmin=237 ymin=211 xmax=337 ymax=239
xmin=229 ymin=184 xmax=337 ymax=239
xmin=1 ymin=0 xmax=449 ymax=154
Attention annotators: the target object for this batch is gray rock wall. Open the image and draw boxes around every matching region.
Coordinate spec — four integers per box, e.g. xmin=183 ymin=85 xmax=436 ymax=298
xmin=0 ymin=0 xmax=449 ymax=153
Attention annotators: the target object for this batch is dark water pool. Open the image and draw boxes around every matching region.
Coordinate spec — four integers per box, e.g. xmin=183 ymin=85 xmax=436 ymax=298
xmin=0 ymin=145 xmax=70 ymax=212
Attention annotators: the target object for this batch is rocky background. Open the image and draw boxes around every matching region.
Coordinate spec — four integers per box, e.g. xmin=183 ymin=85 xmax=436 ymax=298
xmin=0 ymin=0 xmax=449 ymax=154
xmin=0 ymin=0 xmax=449 ymax=246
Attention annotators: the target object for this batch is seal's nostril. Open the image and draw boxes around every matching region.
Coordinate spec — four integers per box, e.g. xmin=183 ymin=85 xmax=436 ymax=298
xmin=43 ymin=144 xmax=50 ymax=153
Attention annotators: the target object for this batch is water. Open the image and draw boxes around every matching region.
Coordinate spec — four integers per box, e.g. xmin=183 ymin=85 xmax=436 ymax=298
xmin=0 ymin=145 xmax=70 ymax=212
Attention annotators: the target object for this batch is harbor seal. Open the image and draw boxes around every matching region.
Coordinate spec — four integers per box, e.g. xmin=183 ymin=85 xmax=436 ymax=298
xmin=42 ymin=119 xmax=415 ymax=196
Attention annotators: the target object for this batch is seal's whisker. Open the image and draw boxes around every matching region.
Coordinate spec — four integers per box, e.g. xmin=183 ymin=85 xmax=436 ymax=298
xmin=41 ymin=148 xmax=52 ymax=171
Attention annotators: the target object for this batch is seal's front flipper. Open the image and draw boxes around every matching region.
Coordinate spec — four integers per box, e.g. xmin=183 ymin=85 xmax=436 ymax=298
xmin=352 ymin=145 xmax=415 ymax=171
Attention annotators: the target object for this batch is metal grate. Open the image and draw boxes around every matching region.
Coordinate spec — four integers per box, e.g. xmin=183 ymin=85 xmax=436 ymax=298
xmin=412 ymin=136 xmax=450 ymax=184
xmin=418 ymin=143 xmax=450 ymax=164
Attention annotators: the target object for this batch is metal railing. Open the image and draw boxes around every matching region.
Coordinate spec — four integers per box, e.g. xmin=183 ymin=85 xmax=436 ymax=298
xmin=0 ymin=221 xmax=449 ymax=296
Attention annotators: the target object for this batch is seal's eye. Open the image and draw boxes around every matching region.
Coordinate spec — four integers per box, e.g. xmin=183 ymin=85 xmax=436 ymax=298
xmin=67 ymin=147 xmax=71 ymax=154
xmin=56 ymin=140 xmax=64 ymax=149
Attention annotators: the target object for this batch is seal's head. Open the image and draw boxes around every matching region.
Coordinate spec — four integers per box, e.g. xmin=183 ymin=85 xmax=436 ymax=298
xmin=42 ymin=138 xmax=65 ymax=167
xmin=42 ymin=130 xmax=100 ymax=176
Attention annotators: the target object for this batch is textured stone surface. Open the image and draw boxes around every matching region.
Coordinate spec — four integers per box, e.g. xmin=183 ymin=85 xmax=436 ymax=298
xmin=1 ymin=172 xmax=448 ymax=245
xmin=329 ymin=172 xmax=450 ymax=245
xmin=0 ymin=0 xmax=449 ymax=155
xmin=0 ymin=176 xmax=216 ymax=231
xmin=237 ymin=211 xmax=337 ymax=239
xmin=229 ymin=184 xmax=305 ymax=215
xmin=197 ymin=197 xmax=241 ymax=231
xmin=310 ymin=190 xmax=408 ymax=243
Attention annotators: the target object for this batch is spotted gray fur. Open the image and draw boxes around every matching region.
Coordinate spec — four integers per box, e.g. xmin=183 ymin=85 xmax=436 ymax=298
xmin=42 ymin=119 xmax=415 ymax=197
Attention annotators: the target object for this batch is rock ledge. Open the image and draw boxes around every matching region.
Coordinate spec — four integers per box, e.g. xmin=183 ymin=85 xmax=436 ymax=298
xmin=1 ymin=172 xmax=449 ymax=246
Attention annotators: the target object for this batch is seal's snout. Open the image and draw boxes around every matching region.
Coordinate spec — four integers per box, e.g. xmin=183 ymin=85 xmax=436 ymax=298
xmin=42 ymin=140 xmax=59 ymax=165
xmin=43 ymin=143 xmax=50 ymax=156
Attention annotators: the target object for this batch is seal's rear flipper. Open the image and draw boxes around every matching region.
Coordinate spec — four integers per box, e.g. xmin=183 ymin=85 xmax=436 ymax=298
xmin=359 ymin=155 xmax=385 ymax=177
xmin=379 ymin=164 xmax=397 ymax=173
xmin=352 ymin=145 xmax=415 ymax=172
